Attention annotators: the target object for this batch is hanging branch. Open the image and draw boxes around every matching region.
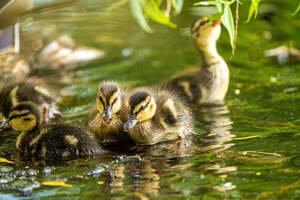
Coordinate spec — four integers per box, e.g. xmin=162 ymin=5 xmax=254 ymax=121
xmin=165 ymin=0 xmax=172 ymax=17
xmin=232 ymin=0 xmax=239 ymax=57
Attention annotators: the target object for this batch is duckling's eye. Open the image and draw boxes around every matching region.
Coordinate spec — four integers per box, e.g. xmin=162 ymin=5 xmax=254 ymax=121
xmin=23 ymin=118 xmax=32 ymax=121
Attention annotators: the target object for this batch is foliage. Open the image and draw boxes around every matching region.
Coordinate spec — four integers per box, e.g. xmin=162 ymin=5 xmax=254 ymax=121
xmin=129 ymin=0 xmax=183 ymax=33
xmin=127 ymin=0 xmax=299 ymax=50
xmin=292 ymin=2 xmax=300 ymax=16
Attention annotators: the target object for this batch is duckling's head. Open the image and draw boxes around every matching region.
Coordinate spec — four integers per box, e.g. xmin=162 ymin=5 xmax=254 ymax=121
xmin=0 ymin=102 xmax=41 ymax=132
xmin=191 ymin=17 xmax=221 ymax=49
xmin=97 ymin=82 xmax=122 ymax=124
xmin=124 ymin=91 xmax=157 ymax=131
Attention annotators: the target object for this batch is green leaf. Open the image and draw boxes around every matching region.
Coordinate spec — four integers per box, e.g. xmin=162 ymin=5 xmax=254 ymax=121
xmin=0 ymin=158 xmax=14 ymax=164
xmin=129 ymin=0 xmax=153 ymax=33
xmin=292 ymin=3 xmax=300 ymax=16
xmin=222 ymin=4 xmax=235 ymax=48
xmin=246 ymin=0 xmax=261 ymax=22
xmin=42 ymin=181 xmax=72 ymax=187
xmin=208 ymin=3 xmax=224 ymax=21
xmin=194 ymin=1 xmax=218 ymax=6
xmin=143 ymin=0 xmax=177 ymax=28
xmin=171 ymin=0 xmax=184 ymax=15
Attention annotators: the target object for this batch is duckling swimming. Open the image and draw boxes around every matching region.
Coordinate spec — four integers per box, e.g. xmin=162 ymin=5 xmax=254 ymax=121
xmin=0 ymin=81 xmax=61 ymax=123
xmin=165 ymin=17 xmax=229 ymax=104
xmin=87 ymin=81 xmax=130 ymax=143
xmin=123 ymin=89 xmax=193 ymax=145
xmin=0 ymin=102 xmax=102 ymax=159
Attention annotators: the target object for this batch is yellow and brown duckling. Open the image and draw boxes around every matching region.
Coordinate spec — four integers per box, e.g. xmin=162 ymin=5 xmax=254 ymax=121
xmin=0 ymin=81 xmax=61 ymax=124
xmin=0 ymin=102 xmax=102 ymax=159
xmin=123 ymin=88 xmax=193 ymax=145
xmin=165 ymin=17 xmax=229 ymax=104
xmin=87 ymin=81 xmax=130 ymax=143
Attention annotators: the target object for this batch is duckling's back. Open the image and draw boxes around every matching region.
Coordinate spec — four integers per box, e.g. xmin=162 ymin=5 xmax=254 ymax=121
xmin=29 ymin=124 xmax=103 ymax=159
xmin=155 ymin=90 xmax=193 ymax=138
xmin=164 ymin=61 xmax=229 ymax=104
xmin=131 ymin=90 xmax=193 ymax=145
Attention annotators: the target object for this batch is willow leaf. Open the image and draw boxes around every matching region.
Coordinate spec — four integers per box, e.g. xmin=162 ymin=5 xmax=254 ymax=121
xmin=0 ymin=158 xmax=14 ymax=164
xmin=129 ymin=0 xmax=153 ymax=33
xmin=222 ymin=4 xmax=235 ymax=48
xmin=143 ymin=0 xmax=177 ymax=28
xmin=42 ymin=181 xmax=72 ymax=187
xmin=246 ymin=0 xmax=260 ymax=22
xmin=171 ymin=0 xmax=184 ymax=15
xmin=292 ymin=3 xmax=300 ymax=16
xmin=208 ymin=3 xmax=224 ymax=21
xmin=194 ymin=1 xmax=219 ymax=6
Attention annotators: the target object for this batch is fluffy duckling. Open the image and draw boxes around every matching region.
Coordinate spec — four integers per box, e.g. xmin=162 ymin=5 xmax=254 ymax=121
xmin=165 ymin=17 xmax=229 ymax=104
xmin=87 ymin=81 xmax=129 ymax=143
xmin=0 ymin=81 xmax=61 ymax=123
xmin=123 ymin=89 xmax=193 ymax=145
xmin=0 ymin=102 xmax=102 ymax=159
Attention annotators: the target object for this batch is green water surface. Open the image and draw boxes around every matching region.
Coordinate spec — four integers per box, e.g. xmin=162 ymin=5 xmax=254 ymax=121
xmin=1 ymin=0 xmax=300 ymax=199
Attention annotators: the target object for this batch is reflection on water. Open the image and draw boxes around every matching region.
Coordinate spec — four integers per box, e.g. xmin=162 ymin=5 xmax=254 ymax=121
xmin=194 ymin=104 xmax=235 ymax=152
xmin=2 ymin=0 xmax=299 ymax=198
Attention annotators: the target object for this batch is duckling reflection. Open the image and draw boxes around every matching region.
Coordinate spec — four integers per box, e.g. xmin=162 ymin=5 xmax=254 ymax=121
xmin=109 ymin=166 xmax=126 ymax=194
xmin=193 ymin=104 xmax=235 ymax=153
xmin=106 ymin=159 xmax=160 ymax=197
xmin=164 ymin=17 xmax=229 ymax=104
xmin=133 ymin=159 xmax=160 ymax=197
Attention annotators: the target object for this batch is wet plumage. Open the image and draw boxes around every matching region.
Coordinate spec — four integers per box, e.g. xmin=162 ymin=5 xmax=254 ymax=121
xmin=87 ymin=81 xmax=130 ymax=144
xmin=0 ymin=81 xmax=61 ymax=123
xmin=0 ymin=102 xmax=102 ymax=160
xmin=124 ymin=88 xmax=193 ymax=145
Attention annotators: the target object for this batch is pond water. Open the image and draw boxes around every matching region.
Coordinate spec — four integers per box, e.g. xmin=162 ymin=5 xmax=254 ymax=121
xmin=1 ymin=0 xmax=300 ymax=199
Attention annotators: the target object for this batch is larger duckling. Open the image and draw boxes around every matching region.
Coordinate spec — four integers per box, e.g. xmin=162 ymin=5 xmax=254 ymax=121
xmin=87 ymin=81 xmax=129 ymax=143
xmin=123 ymin=89 xmax=193 ymax=145
xmin=0 ymin=81 xmax=61 ymax=123
xmin=165 ymin=17 xmax=229 ymax=104
xmin=0 ymin=102 xmax=102 ymax=159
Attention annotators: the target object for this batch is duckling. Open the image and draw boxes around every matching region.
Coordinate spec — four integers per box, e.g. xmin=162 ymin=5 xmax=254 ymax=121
xmin=0 ymin=102 xmax=102 ymax=159
xmin=165 ymin=17 xmax=229 ymax=104
xmin=123 ymin=89 xmax=193 ymax=145
xmin=87 ymin=81 xmax=130 ymax=143
xmin=0 ymin=81 xmax=61 ymax=124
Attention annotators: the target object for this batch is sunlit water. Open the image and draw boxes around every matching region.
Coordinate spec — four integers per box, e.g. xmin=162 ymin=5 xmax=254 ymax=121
xmin=1 ymin=0 xmax=300 ymax=199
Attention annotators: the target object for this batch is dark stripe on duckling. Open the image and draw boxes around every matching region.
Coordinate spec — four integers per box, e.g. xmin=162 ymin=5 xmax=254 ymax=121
xmin=29 ymin=124 xmax=102 ymax=159
xmin=0 ymin=81 xmax=59 ymax=122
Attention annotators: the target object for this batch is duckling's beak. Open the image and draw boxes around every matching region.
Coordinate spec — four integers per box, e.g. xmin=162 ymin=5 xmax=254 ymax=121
xmin=0 ymin=120 xmax=11 ymax=130
xmin=123 ymin=115 xmax=137 ymax=132
xmin=102 ymin=106 xmax=113 ymax=124
xmin=213 ymin=19 xmax=222 ymax=27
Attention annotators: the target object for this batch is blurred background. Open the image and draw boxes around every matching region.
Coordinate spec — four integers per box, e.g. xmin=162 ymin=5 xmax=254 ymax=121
xmin=0 ymin=0 xmax=300 ymax=199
